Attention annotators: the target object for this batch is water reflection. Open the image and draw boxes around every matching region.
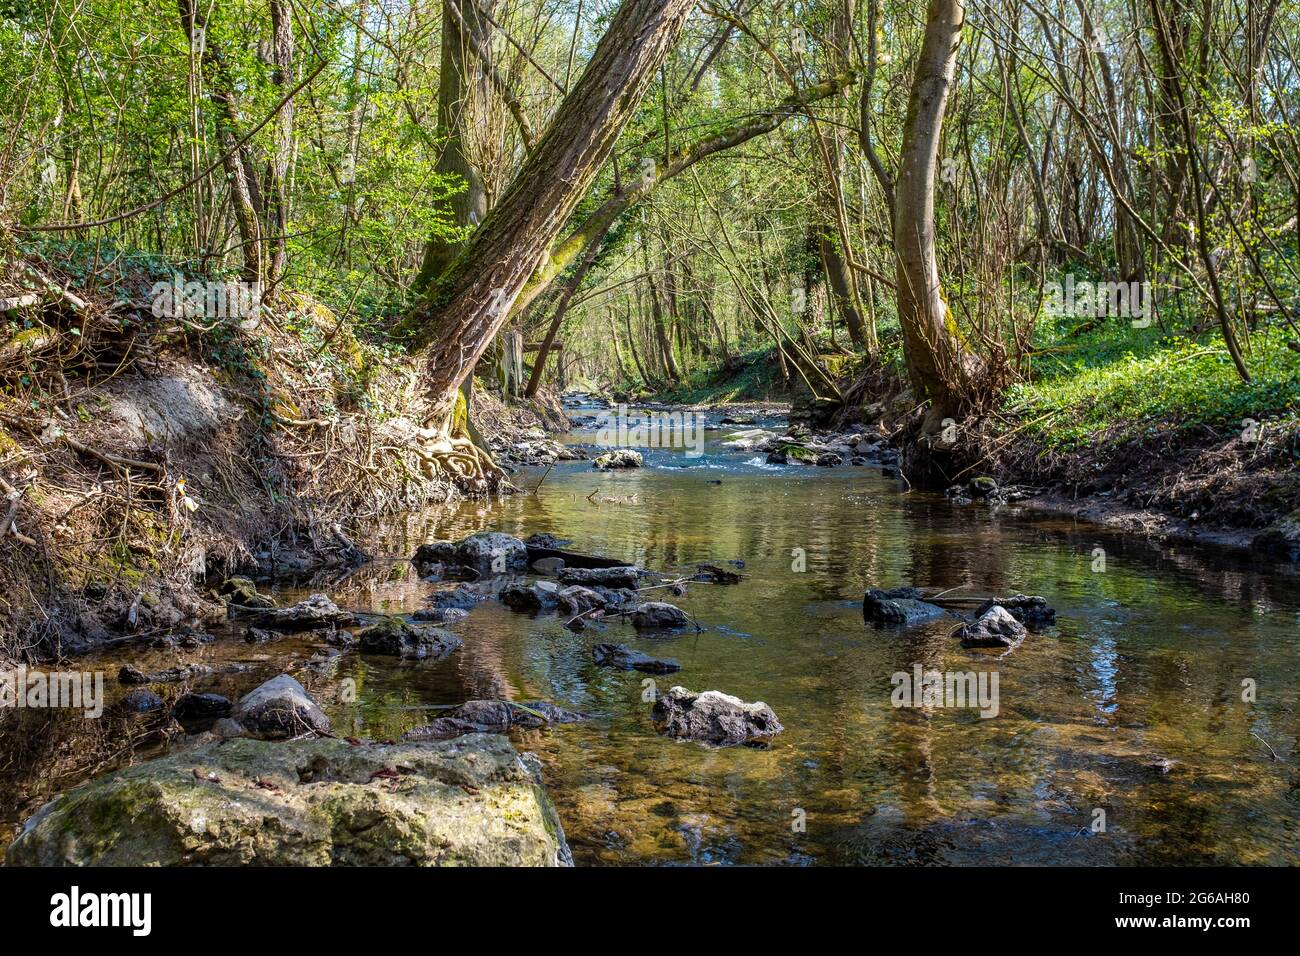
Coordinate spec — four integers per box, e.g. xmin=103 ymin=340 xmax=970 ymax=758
xmin=3 ymin=414 xmax=1298 ymax=865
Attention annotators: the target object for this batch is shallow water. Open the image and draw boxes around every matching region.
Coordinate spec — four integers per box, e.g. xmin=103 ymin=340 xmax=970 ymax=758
xmin=4 ymin=406 xmax=1300 ymax=865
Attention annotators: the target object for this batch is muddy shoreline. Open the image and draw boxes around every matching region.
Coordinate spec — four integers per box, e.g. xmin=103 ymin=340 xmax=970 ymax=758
xmin=1015 ymin=493 xmax=1272 ymax=557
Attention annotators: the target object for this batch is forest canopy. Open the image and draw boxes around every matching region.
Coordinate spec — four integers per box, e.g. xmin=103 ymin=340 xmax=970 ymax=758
xmin=1 ymin=0 xmax=1297 ymax=460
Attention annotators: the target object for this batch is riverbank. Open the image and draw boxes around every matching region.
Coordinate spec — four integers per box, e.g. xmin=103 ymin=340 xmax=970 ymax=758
xmin=0 ymin=252 xmax=559 ymax=663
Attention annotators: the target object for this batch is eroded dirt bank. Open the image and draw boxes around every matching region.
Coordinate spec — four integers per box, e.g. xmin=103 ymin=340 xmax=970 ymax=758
xmin=0 ymin=259 xmax=563 ymax=664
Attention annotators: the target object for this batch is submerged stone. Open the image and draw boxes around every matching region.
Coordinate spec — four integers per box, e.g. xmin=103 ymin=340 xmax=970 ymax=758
xmin=118 ymin=663 xmax=214 ymax=684
xmin=115 ymin=689 xmax=166 ymax=714
xmin=401 ymin=699 xmax=588 ymax=740
xmin=592 ymin=642 xmax=681 ymax=674
xmin=173 ymin=692 xmax=233 ymax=729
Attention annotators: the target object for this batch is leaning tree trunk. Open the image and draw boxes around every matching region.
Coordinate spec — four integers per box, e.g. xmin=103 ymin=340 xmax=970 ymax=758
xmin=893 ymin=0 xmax=977 ymax=434
xmin=524 ymin=222 xmax=612 ymax=398
xmin=408 ymin=0 xmax=697 ymax=418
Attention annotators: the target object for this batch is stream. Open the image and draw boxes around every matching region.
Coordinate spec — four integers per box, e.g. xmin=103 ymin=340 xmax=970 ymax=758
xmin=4 ymin=402 xmax=1299 ymax=865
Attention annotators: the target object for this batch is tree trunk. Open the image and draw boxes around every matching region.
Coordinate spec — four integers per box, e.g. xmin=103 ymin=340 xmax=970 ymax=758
xmin=819 ymin=232 xmax=868 ymax=349
xmin=266 ymin=0 xmax=295 ymax=292
xmin=625 ymin=305 xmax=653 ymax=386
xmin=893 ymin=0 xmax=977 ymax=428
xmin=408 ymin=0 xmax=697 ymax=418
xmin=412 ymin=0 xmax=496 ymax=293
xmin=507 ymin=70 xmax=856 ymax=324
xmin=524 ymin=222 xmax=611 ymax=397
xmin=177 ymin=0 xmax=264 ymax=285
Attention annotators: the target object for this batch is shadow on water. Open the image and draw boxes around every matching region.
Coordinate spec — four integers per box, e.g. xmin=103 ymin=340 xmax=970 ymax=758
xmin=3 ymin=411 xmax=1299 ymax=865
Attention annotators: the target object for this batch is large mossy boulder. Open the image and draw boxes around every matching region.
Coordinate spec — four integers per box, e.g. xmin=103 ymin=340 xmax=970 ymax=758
xmin=5 ymin=735 xmax=571 ymax=867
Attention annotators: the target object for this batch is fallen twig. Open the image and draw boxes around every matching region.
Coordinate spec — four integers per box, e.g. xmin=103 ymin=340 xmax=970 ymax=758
xmin=1251 ymin=731 xmax=1283 ymax=762
xmin=64 ymin=435 xmax=165 ymax=475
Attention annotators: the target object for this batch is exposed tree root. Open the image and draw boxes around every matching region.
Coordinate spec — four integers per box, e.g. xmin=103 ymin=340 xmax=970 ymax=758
xmin=414 ymin=422 xmax=512 ymax=494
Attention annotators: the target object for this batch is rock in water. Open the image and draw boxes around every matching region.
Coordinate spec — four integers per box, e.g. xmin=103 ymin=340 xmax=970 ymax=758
xmin=651 ymin=686 xmax=783 ymax=746
xmin=557 ymin=565 xmax=639 ymax=589
xmin=630 ymin=601 xmax=689 ymax=630
xmin=692 ymin=563 xmax=742 ymax=584
xmin=173 ymin=693 xmax=233 ymax=730
xmin=957 ymin=605 xmax=1028 ymax=650
xmin=457 ymin=532 xmax=529 ymax=574
xmin=402 ymin=699 xmax=588 ymax=740
xmin=721 ymin=428 xmax=778 ymax=452
xmin=425 ymin=585 xmax=486 ymax=612
xmin=233 ymin=674 xmax=330 ymax=739
xmin=592 ymin=642 xmax=681 ymax=674
xmin=557 ymin=585 xmax=606 ymax=615
xmin=118 ymin=663 xmax=214 ymax=684
xmin=115 ymin=689 xmax=166 ymax=714
xmin=766 ymin=444 xmax=818 ymax=465
xmin=975 ymin=595 xmax=1056 ymax=630
xmin=524 ymin=532 xmax=570 ymax=549
xmin=216 ymin=576 xmax=275 ymax=609
xmin=862 ymin=587 xmax=946 ymax=626
xmin=530 ymin=556 xmax=566 ymax=575
xmin=412 ymin=606 xmax=468 ymax=624
xmin=245 ymin=593 xmax=354 ymax=631
xmin=500 ymin=581 xmax=562 ymax=612
xmin=413 ymin=532 xmax=529 ymax=577
xmin=592 ymin=449 xmax=643 ymax=470
xmin=5 ymin=735 xmax=570 ymax=866
xmin=357 ymin=617 xmax=463 ymax=660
